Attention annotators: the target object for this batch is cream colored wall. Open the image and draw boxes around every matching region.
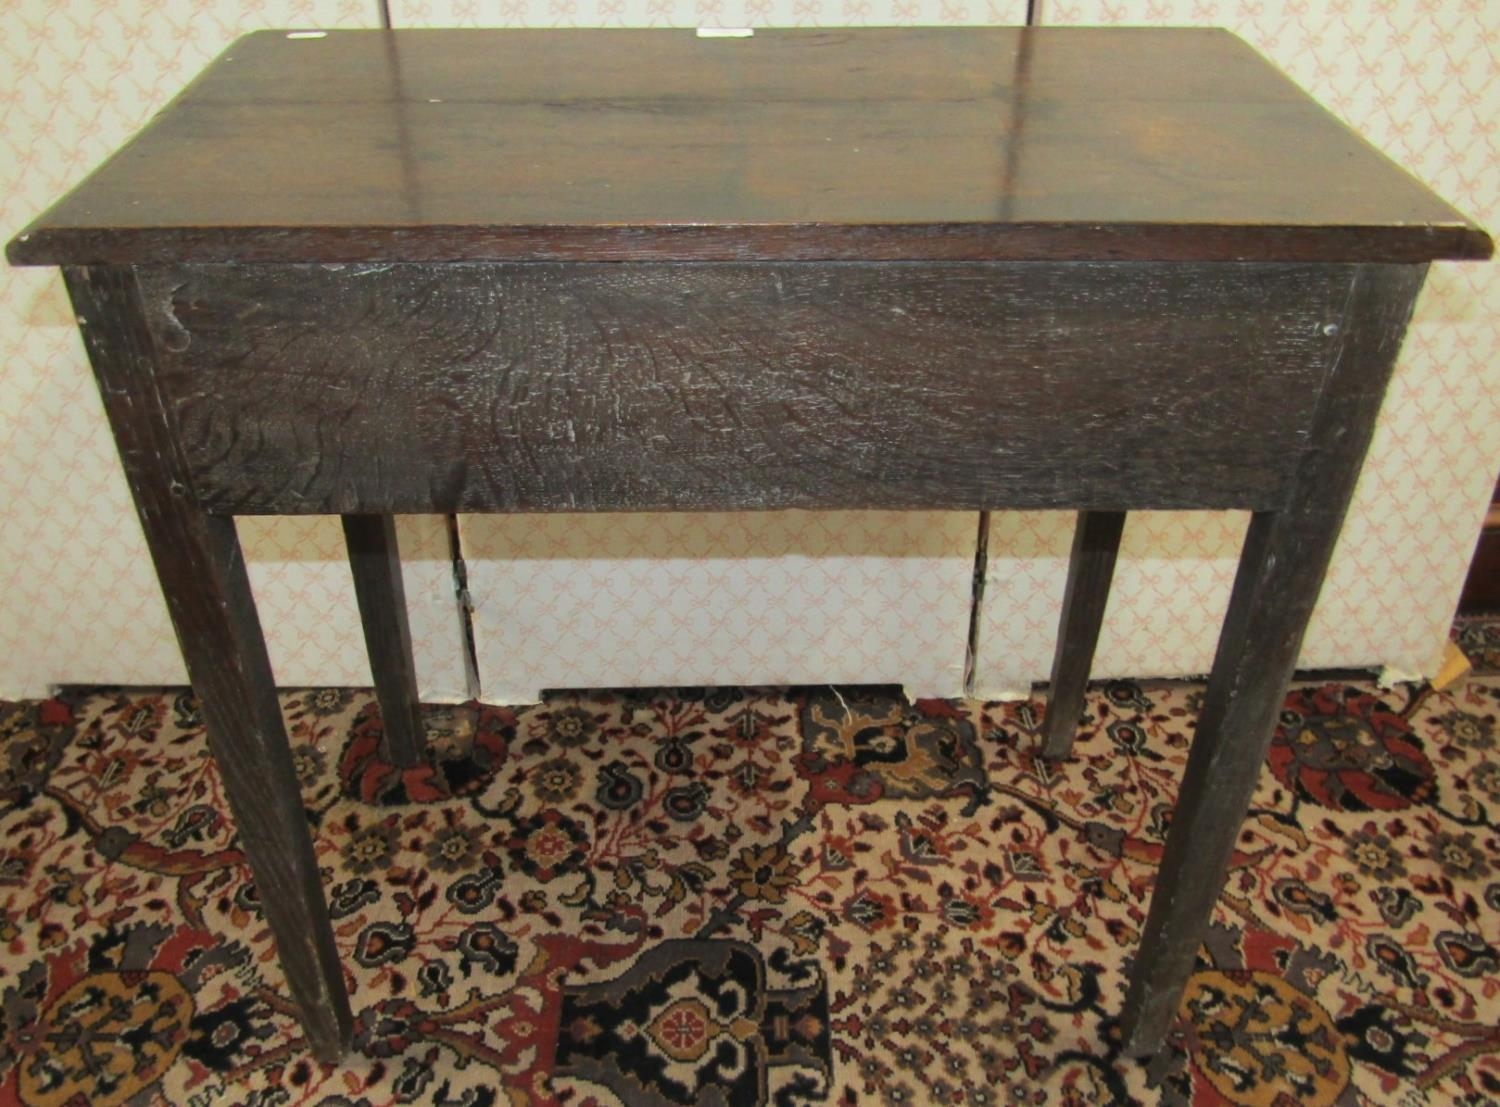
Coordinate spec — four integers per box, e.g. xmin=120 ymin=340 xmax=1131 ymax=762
xmin=460 ymin=513 xmax=978 ymax=703
xmin=0 ymin=2 xmax=472 ymax=701
xmin=1 ymin=1 xmax=1494 ymax=702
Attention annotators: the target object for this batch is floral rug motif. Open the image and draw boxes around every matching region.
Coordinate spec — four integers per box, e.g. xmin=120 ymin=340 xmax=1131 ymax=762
xmin=1454 ymin=617 xmax=1500 ymax=677
xmin=0 ymin=665 xmax=1497 ymax=1106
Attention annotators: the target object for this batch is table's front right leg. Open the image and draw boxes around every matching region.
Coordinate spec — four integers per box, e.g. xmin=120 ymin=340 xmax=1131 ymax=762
xmin=1120 ymin=507 xmax=1328 ymax=1053
xmin=1116 ymin=262 xmax=1428 ymax=1055
xmin=65 ymin=266 xmax=353 ymax=1061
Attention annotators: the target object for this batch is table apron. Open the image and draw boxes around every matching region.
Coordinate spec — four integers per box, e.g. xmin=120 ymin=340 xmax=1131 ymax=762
xmin=134 ymin=260 xmax=1354 ymax=515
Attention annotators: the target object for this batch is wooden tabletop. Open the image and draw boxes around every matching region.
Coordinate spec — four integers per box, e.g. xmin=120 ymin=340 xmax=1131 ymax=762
xmin=8 ymin=27 xmax=1490 ymax=265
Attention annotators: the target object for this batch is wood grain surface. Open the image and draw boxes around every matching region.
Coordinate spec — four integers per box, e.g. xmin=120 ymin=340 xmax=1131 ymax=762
xmin=7 ymin=28 xmax=1488 ymax=265
xmin=139 ymin=260 xmax=1351 ymax=516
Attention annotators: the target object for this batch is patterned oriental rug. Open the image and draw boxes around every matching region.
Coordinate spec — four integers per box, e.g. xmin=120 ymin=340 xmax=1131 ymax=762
xmin=1 ymin=654 xmax=1498 ymax=1105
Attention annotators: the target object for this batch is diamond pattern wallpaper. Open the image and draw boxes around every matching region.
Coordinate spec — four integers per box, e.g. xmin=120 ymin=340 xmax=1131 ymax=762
xmin=1 ymin=0 xmax=1495 ymax=702
xmin=0 ymin=2 xmax=471 ymax=700
xmin=977 ymin=0 xmax=1500 ymax=695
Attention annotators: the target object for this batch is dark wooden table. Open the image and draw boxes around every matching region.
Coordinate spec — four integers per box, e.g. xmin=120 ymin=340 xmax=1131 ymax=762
xmin=9 ymin=27 xmax=1489 ymax=1064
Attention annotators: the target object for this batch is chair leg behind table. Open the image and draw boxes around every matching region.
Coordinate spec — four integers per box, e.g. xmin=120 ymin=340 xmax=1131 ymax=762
xmin=342 ymin=514 xmax=428 ymax=767
xmin=1042 ymin=510 xmax=1126 ymax=759
xmin=1117 ymin=262 xmax=1428 ymax=1055
xmin=65 ymin=266 xmax=353 ymax=1061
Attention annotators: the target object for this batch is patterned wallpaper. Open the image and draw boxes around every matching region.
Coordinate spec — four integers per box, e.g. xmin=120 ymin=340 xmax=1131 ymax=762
xmin=0 ymin=1 xmax=1494 ymax=703
xmin=0 ymin=2 xmax=472 ymax=701
xmin=979 ymin=0 xmax=1500 ymax=694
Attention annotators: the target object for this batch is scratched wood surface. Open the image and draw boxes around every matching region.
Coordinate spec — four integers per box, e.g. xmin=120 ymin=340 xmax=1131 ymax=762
xmin=137 ymin=260 xmax=1351 ymax=516
xmin=7 ymin=28 xmax=1489 ymax=266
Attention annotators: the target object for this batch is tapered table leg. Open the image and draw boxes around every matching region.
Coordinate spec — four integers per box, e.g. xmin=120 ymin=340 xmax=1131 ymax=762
xmin=1042 ymin=510 xmax=1125 ymax=759
xmin=66 ymin=266 xmax=353 ymax=1061
xmin=1118 ymin=263 xmax=1427 ymax=1055
xmin=342 ymin=514 xmax=427 ymax=767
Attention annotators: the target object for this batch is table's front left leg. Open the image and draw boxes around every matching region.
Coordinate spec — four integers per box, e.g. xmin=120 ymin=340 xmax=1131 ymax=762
xmin=65 ymin=266 xmax=353 ymax=1061
xmin=1117 ymin=262 xmax=1427 ymax=1055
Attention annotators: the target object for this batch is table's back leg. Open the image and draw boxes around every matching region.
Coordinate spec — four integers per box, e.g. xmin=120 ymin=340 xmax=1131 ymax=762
xmin=1118 ymin=262 xmax=1427 ymax=1056
xmin=342 ymin=514 xmax=428 ymax=767
xmin=65 ymin=266 xmax=353 ymax=1062
xmin=1042 ymin=510 xmax=1125 ymax=758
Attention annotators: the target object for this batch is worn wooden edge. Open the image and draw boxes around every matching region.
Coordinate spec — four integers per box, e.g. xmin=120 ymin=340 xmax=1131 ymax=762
xmin=7 ymin=220 xmax=1493 ymax=268
xmin=1431 ymin=640 xmax=1472 ymax=692
xmin=201 ymin=492 xmax=1284 ymax=518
